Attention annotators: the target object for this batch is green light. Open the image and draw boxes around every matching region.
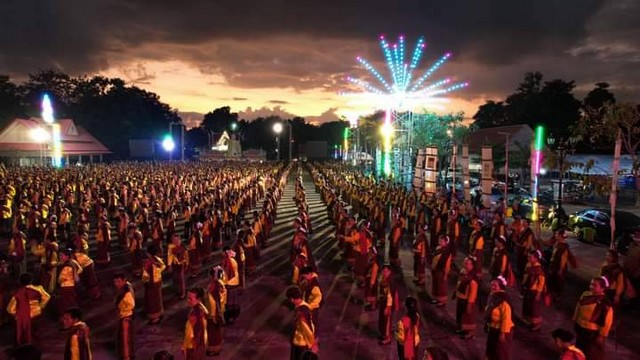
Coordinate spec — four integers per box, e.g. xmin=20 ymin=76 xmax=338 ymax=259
xmin=334 ymin=144 xmax=338 ymax=149
xmin=344 ymin=127 xmax=349 ymax=139
xmin=534 ymin=126 xmax=545 ymax=150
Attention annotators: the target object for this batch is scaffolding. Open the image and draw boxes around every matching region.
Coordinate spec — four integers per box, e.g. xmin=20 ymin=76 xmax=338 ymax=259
xmin=391 ymin=110 xmax=420 ymax=188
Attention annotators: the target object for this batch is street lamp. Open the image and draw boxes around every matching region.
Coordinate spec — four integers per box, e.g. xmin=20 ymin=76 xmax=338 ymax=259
xmin=497 ymin=131 xmax=511 ymax=205
xmin=546 ymin=134 xmax=578 ymax=227
xmin=273 ymin=122 xmax=283 ymax=161
xmin=162 ymin=135 xmax=175 ymax=160
xmin=30 ymin=127 xmax=50 ymax=166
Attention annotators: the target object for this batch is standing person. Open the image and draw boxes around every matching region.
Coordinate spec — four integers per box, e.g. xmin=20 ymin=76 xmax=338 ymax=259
xmin=430 ymin=235 xmax=452 ymax=307
xmin=364 ymin=249 xmax=380 ymax=310
xmin=514 ymin=219 xmax=537 ymax=277
xmin=600 ymin=249 xmax=625 ymax=307
xmin=143 ymin=245 xmax=166 ymax=325
xmin=73 ymin=248 xmax=101 ymax=300
xmin=188 ymin=223 xmax=203 ymax=278
xmin=286 ymin=286 xmax=317 ymax=360
xmin=454 ymin=256 xmax=479 ymax=339
xmin=57 ymin=249 xmax=82 ymax=321
xmin=573 ymin=277 xmax=613 ymax=360
xmin=546 ymin=229 xmax=576 ymax=300
xmin=412 ymin=225 xmax=428 ymax=286
xmin=447 ymin=209 xmax=461 ymax=258
xmin=167 ymin=234 xmax=189 ymax=299
xmin=395 ymin=296 xmax=420 ymax=360
xmin=489 ymin=236 xmax=513 ymax=281
xmin=389 ymin=215 xmax=404 ymax=267
xmin=521 ymin=250 xmax=546 ymax=331
xmin=354 ymin=221 xmax=373 ymax=286
xmin=205 ymin=266 xmax=226 ymax=357
xmin=300 ymin=266 xmax=323 ymax=332
xmin=95 ymin=215 xmax=112 ymax=265
xmin=113 ymin=273 xmax=135 ymax=360
xmin=484 ymin=276 xmax=514 ymax=360
xmin=378 ymin=264 xmax=399 ymax=345
xmin=6 ymin=274 xmax=50 ymax=345
xmin=468 ymin=220 xmax=485 ymax=277
xmin=127 ymin=223 xmax=144 ymax=277
xmin=182 ymin=287 xmax=208 ymax=360
xmin=221 ymin=246 xmax=240 ymax=324
xmin=62 ymin=308 xmax=92 ymax=360
xmin=551 ymin=328 xmax=586 ymax=360
xmin=31 ymin=236 xmax=59 ymax=294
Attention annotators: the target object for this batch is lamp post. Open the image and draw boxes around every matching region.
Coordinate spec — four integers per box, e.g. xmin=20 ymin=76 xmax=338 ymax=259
xmin=447 ymin=128 xmax=456 ymax=204
xmin=162 ymin=135 xmax=176 ymax=160
xmin=546 ymin=135 xmax=578 ymax=227
xmin=169 ymin=121 xmax=184 ymax=161
xmin=273 ymin=122 xmax=283 ymax=161
xmin=497 ymin=132 xmax=511 ymax=204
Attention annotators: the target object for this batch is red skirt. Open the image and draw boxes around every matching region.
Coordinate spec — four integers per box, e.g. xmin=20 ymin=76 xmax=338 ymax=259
xmin=80 ymin=264 xmax=101 ymax=299
xmin=96 ymin=241 xmax=111 ymax=264
xmin=431 ymin=270 xmax=448 ymax=302
xmin=117 ymin=317 xmax=134 ymax=359
xmin=144 ymin=282 xmax=163 ymax=320
xmin=206 ymin=316 xmax=224 ymax=353
xmin=456 ymin=298 xmax=477 ymax=331
xmin=172 ymin=264 xmax=186 ymax=297
xmin=57 ymin=286 xmax=78 ymax=315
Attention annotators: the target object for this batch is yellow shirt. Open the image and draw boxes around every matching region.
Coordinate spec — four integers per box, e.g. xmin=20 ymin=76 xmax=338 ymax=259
xmin=59 ymin=260 xmax=82 ymax=288
xmin=292 ymin=302 xmax=315 ymax=348
xmin=142 ymin=256 xmax=166 ymax=284
xmin=573 ymin=291 xmax=613 ymax=336
xmin=183 ymin=303 xmax=209 ymax=350
xmin=487 ymin=293 xmax=514 ymax=333
xmin=6 ymin=284 xmax=50 ymax=318
xmin=116 ymin=284 xmax=135 ymax=319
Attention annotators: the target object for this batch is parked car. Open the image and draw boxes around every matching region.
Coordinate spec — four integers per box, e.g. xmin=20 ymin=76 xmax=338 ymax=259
xmin=568 ymin=209 xmax=640 ymax=252
xmin=510 ymin=195 xmax=551 ymax=220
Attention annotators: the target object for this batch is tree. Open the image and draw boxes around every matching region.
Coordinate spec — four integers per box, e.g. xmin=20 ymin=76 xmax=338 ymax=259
xmin=576 ymin=83 xmax=617 ymax=152
xmin=581 ymin=103 xmax=640 ymax=202
xmin=583 ymin=82 xmax=616 ymax=110
xmin=503 ymin=72 xmax=582 ymax=137
xmin=0 ymin=75 xmax=24 ymax=129
xmin=472 ymin=101 xmax=507 ymax=128
xmin=201 ymin=107 xmax=238 ymax=134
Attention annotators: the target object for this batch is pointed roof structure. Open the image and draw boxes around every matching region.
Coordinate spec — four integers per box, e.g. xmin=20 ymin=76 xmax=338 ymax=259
xmin=0 ymin=117 xmax=111 ymax=155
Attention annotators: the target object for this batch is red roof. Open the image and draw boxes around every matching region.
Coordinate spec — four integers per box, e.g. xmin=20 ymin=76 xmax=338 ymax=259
xmin=0 ymin=118 xmax=111 ymax=155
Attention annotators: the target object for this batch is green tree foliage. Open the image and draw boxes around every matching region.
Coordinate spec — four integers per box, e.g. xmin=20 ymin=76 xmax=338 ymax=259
xmin=473 ymin=72 xmax=582 ymax=138
xmin=576 ymin=83 xmax=617 ymax=152
xmin=200 ymin=106 xmax=238 ymax=134
xmin=473 ymin=101 xmax=507 ymax=128
xmin=0 ymin=75 xmax=24 ymax=129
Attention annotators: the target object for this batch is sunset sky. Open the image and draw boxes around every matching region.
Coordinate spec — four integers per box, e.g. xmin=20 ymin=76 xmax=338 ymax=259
xmin=1 ymin=0 xmax=638 ymax=128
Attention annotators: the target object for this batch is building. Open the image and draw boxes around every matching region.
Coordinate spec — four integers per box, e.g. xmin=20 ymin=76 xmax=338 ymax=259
xmin=0 ymin=117 xmax=111 ymax=165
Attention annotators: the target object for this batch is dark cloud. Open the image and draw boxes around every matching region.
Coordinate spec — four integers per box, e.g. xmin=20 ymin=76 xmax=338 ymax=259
xmin=1 ymin=0 xmax=637 ymax=107
xmin=268 ymin=100 xmax=290 ymax=105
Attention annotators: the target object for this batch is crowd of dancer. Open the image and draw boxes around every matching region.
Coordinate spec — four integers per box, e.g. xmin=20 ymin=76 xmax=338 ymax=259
xmin=0 ymin=161 xmax=290 ymax=359
xmin=0 ymin=159 xmax=638 ymax=360
xmin=309 ymin=162 xmax=635 ymax=360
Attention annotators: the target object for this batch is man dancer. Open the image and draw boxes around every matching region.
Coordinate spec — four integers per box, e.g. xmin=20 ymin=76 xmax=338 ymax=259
xmin=6 ymin=273 xmax=50 ymax=345
xmin=143 ymin=245 xmax=165 ymax=324
xmin=114 ymin=273 xmax=135 ymax=360
xmin=167 ymin=234 xmax=189 ymax=299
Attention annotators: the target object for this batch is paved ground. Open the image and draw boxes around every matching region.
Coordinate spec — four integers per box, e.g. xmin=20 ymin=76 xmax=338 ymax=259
xmin=1 ymin=169 xmax=639 ymax=359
